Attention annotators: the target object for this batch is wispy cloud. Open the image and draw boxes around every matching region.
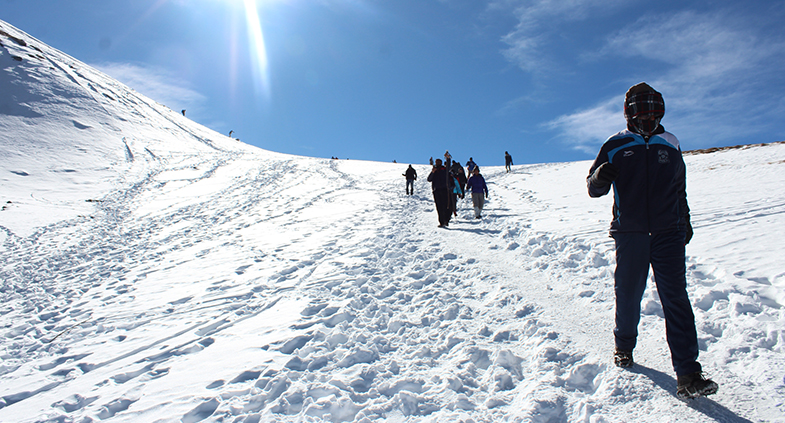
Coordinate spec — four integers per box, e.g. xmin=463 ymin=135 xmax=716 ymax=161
xmin=93 ymin=62 xmax=207 ymax=114
xmin=495 ymin=0 xmax=626 ymax=75
xmin=545 ymin=9 xmax=785 ymax=150
xmin=544 ymin=96 xmax=622 ymax=155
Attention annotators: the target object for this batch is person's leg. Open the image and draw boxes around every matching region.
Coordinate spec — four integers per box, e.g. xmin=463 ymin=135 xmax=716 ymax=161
xmin=472 ymin=193 xmax=484 ymax=218
xmin=433 ymin=190 xmax=442 ymax=224
xmin=650 ymin=231 xmax=702 ymax=376
xmin=444 ymin=190 xmax=452 ymax=224
xmin=612 ymin=232 xmax=651 ymax=352
xmin=434 ymin=189 xmax=450 ymax=226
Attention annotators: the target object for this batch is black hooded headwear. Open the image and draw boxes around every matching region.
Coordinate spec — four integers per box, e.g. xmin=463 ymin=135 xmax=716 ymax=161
xmin=624 ymin=82 xmax=665 ymax=137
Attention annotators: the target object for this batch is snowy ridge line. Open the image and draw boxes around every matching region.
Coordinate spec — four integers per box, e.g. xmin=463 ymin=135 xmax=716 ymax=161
xmin=683 ymin=140 xmax=785 ymax=156
xmin=2 ymin=20 xmax=230 ymax=155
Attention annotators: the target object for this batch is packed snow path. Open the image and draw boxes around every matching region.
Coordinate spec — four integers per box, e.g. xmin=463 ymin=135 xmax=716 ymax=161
xmin=2 ymin=19 xmax=784 ymax=423
xmin=2 ymin=148 xmax=784 ymax=422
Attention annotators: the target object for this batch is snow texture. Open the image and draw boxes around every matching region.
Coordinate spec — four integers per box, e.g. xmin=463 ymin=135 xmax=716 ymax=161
xmin=1 ymin=19 xmax=784 ymax=422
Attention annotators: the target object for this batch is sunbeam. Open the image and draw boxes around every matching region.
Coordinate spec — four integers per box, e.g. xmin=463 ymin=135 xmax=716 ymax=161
xmin=242 ymin=0 xmax=271 ymax=102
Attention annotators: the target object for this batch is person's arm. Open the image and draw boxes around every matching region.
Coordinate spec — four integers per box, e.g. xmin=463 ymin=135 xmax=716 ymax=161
xmin=677 ymin=155 xmax=692 ymax=244
xmin=587 ymin=147 xmax=617 ymax=198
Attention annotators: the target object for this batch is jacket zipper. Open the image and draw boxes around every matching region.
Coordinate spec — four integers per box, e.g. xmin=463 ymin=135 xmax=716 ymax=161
xmin=645 ymin=136 xmax=651 ymax=235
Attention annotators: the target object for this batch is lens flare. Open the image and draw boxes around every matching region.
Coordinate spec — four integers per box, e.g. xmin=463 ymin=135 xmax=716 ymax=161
xmin=243 ymin=0 xmax=271 ymax=102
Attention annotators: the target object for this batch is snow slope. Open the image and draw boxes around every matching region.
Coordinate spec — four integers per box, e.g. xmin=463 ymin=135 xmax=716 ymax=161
xmin=1 ymin=20 xmax=784 ymax=423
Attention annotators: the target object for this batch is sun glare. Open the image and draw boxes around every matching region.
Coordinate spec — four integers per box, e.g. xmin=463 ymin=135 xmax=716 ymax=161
xmin=242 ymin=0 xmax=271 ymax=101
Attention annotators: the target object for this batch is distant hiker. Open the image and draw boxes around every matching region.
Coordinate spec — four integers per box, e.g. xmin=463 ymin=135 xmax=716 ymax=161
xmin=393 ymin=160 xmax=397 ymax=163
xmin=181 ymin=109 xmax=186 ymax=116
xmin=466 ymin=167 xmax=488 ymax=219
xmin=427 ymin=159 xmax=454 ymax=227
xmin=444 ymin=150 xmax=452 ymax=168
xmin=430 ymin=157 xmax=434 ymax=166
xmin=466 ymin=157 xmax=477 ymax=174
xmin=403 ymin=165 xmax=417 ymax=195
xmin=449 ymin=166 xmax=464 ymax=217
xmin=587 ymin=82 xmax=717 ymax=399
xmin=449 ymin=161 xmax=467 ymax=217
xmin=229 ymin=130 xmax=234 ymax=137
xmin=450 ymin=161 xmax=467 ymax=192
xmin=504 ymin=151 xmax=513 ymax=172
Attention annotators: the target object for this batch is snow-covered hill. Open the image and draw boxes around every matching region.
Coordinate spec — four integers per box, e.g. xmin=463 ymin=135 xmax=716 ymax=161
xmin=1 ymin=19 xmax=784 ymax=423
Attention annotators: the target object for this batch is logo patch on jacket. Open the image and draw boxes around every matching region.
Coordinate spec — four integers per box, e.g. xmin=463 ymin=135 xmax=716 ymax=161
xmin=623 ymin=150 xmax=634 ymax=157
xmin=658 ymin=150 xmax=670 ymax=164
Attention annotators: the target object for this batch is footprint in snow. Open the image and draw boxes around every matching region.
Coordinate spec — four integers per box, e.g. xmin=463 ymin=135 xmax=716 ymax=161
xmin=181 ymin=398 xmax=220 ymax=423
xmin=51 ymin=394 xmax=98 ymax=413
xmin=234 ymin=264 xmax=252 ymax=275
xmin=96 ymin=397 xmax=137 ymax=419
xmin=229 ymin=370 xmax=262 ymax=384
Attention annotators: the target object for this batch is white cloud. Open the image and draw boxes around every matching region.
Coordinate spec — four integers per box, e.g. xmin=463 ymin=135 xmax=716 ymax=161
xmin=547 ymin=9 xmax=785 ymax=150
xmin=93 ymin=62 xmax=207 ymax=113
xmin=495 ymin=0 xmax=626 ymax=74
xmin=543 ymin=96 xmax=624 ymax=154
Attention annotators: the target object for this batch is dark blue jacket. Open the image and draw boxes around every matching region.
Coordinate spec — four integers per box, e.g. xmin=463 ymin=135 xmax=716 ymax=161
xmin=466 ymin=174 xmax=488 ymax=195
xmin=587 ymin=128 xmax=689 ymax=234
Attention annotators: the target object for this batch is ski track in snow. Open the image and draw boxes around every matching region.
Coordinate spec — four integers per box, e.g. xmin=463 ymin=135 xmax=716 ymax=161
xmin=1 ymin=20 xmax=784 ymax=422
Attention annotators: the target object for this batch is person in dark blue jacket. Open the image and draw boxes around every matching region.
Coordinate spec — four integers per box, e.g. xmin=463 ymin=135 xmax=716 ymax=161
xmin=587 ymin=82 xmax=717 ymax=399
xmin=465 ymin=157 xmax=477 ymax=174
xmin=465 ymin=167 xmax=488 ymax=218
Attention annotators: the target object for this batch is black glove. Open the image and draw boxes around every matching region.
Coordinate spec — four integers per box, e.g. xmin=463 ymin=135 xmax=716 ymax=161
xmin=685 ymin=220 xmax=693 ymax=245
xmin=590 ymin=162 xmax=619 ymax=188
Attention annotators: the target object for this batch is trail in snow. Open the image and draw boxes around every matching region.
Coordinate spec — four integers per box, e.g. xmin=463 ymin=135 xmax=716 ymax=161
xmin=1 ymin=19 xmax=784 ymax=422
xmin=3 ymin=149 xmax=779 ymax=422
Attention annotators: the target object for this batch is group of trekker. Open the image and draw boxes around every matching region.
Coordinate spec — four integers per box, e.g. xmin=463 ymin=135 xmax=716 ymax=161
xmin=403 ymin=150 xmax=509 ymax=227
xmin=416 ymin=151 xmax=488 ymax=227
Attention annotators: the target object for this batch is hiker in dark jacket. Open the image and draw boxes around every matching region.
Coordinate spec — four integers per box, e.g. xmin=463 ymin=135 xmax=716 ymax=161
xmin=449 ymin=168 xmax=464 ymax=218
xmin=466 ymin=157 xmax=477 ymax=175
xmin=504 ymin=151 xmax=513 ymax=172
xmin=403 ymin=165 xmax=417 ymax=195
xmin=465 ymin=167 xmax=488 ymax=219
xmin=427 ymin=159 xmax=454 ymax=227
xmin=449 ymin=162 xmax=467 ymax=216
xmin=450 ymin=161 xmax=467 ymax=193
xmin=587 ymin=82 xmax=717 ymax=399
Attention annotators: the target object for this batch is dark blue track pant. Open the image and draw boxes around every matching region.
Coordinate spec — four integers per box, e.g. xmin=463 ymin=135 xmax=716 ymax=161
xmin=406 ymin=179 xmax=415 ymax=195
xmin=612 ymin=231 xmax=701 ymax=376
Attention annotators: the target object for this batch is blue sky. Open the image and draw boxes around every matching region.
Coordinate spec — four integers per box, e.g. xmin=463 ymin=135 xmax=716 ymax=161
xmin=4 ymin=0 xmax=785 ymax=166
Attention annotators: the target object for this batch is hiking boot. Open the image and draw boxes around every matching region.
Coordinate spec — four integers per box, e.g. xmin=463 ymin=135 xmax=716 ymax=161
xmin=613 ymin=349 xmax=634 ymax=368
xmin=676 ymin=372 xmax=718 ymax=399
